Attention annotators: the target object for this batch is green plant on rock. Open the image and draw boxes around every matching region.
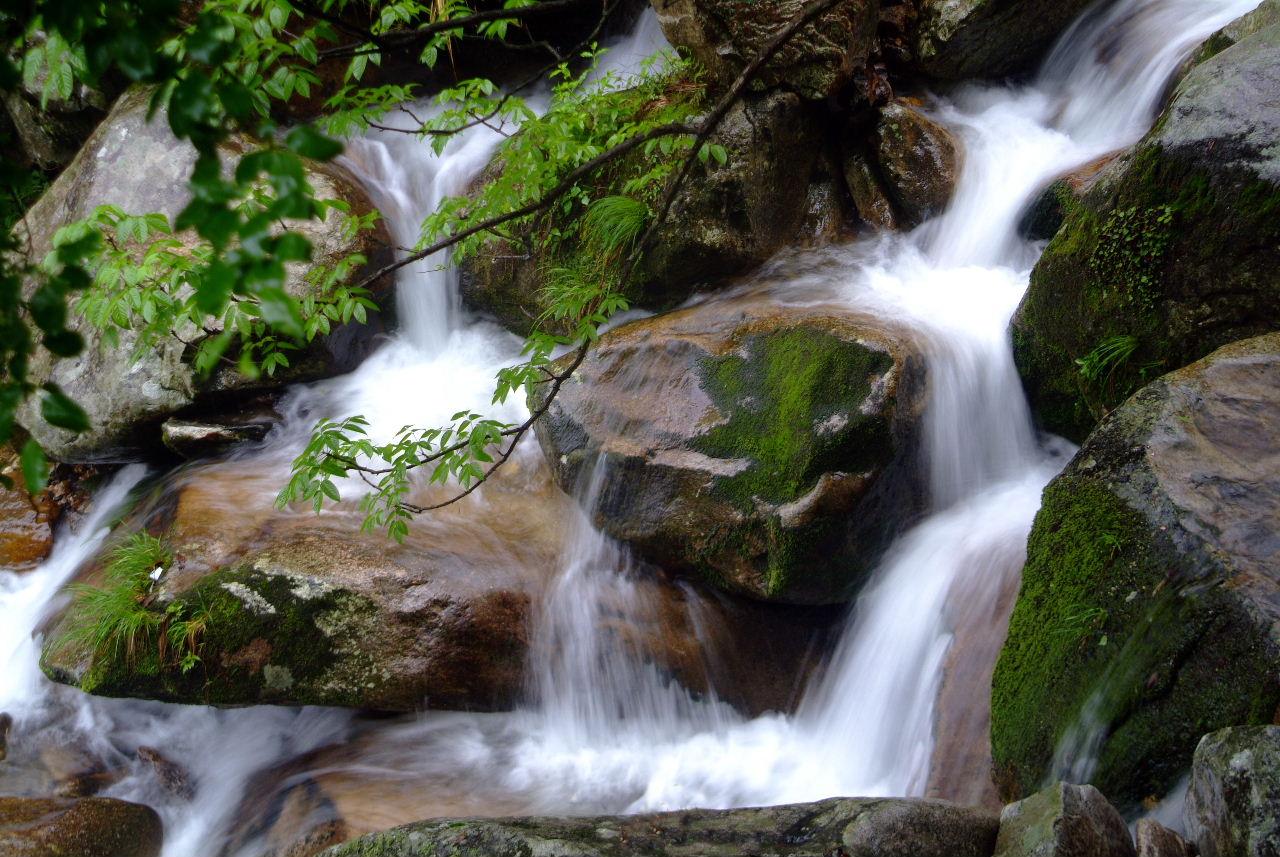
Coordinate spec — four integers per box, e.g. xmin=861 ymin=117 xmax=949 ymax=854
xmin=1088 ymin=205 xmax=1173 ymax=312
xmin=64 ymin=531 xmax=208 ymax=673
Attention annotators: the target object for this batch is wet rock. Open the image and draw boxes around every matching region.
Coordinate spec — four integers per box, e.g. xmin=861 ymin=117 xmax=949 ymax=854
xmin=223 ymin=772 xmax=348 ymax=857
xmin=1185 ymin=725 xmax=1280 ymax=857
xmin=42 ymin=451 xmax=831 ymax=712
xmin=316 ymin=796 xmax=998 ymax=857
xmin=160 ymin=419 xmax=270 ymax=459
xmin=1134 ymin=818 xmax=1192 ymax=857
xmin=914 ymin=0 xmax=1096 ymax=80
xmin=0 ymin=447 xmax=60 ymax=573
xmin=1189 ymin=0 xmax=1280 ymax=66
xmin=15 ymin=87 xmax=392 ymax=462
xmin=1 ymin=35 xmax=120 ymax=171
xmin=843 ymin=148 xmax=900 ymax=231
xmin=460 ymin=91 xmax=827 ymax=335
xmin=991 ymin=334 xmax=1280 ymax=809
xmin=136 ymin=746 xmax=194 ymax=800
xmin=650 ymin=0 xmax=878 ymax=100
xmin=0 ymin=795 xmax=162 ymax=857
xmin=995 ymin=782 xmax=1135 ymax=857
xmin=1013 ymin=24 xmax=1280 ymax=441
xmin=871 ymin=100 xmax=959 ymax=227
xmin=532 ymin=289 xmax=926 ymax=604
xmin=1018 ymin=153 xmax=1119 ymax=242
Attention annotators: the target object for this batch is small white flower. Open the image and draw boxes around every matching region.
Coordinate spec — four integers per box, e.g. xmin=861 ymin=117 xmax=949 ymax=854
xmin=149 ymin=566 xmax=164 ymax=581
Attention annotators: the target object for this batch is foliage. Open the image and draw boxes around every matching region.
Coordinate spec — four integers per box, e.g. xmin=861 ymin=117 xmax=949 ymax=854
xmin=62 ymin=531 xmax=208 ymax=673
xmin=1089 ymin=205 xmax=1174 ymax=311
xmin=1075 ymin=334 xmax=1139 ymax=389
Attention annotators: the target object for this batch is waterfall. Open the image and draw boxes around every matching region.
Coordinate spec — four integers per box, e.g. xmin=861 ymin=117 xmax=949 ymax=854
xmin=0 ymin=0 xmax=1261 ymax=852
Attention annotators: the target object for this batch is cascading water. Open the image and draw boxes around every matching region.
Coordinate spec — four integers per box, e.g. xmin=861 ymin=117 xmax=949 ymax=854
xmin=0 ymin=0 xmax=1262 ymax=852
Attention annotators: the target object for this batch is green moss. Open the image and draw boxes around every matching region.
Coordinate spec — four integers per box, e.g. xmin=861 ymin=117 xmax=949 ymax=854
xmin=693 ymin=328 xmax=891 ymax=505
xmin=992 ymin=469 xmax=1280 ymax=810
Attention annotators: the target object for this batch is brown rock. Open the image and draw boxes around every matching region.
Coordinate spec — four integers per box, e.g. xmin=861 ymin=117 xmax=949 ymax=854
xmin=1134 ymin=818 xmax=1192 ymax=857
xmin=532 ymin=286 xmax=927 ymax=604
xmin=0 ymin=796 xmax=163 ymax=857
xmin=871 ymin=100 xmax=959 ymax=226
xmin=651 ymin=0 xmax=879 ymax=100
xmin=0 ymin=451 xmax=59 ymax=573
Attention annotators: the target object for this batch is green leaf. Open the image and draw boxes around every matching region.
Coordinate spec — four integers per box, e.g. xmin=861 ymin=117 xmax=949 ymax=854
xmin=40 ymin=384 xmax=90 ymax=432
xmin=257 ymin=287 xmax=304 ymax=338
xmin=285 ymin=124 xmax=343 ymax=161
xmin=19 ymin=439 xmax=49 ymax=495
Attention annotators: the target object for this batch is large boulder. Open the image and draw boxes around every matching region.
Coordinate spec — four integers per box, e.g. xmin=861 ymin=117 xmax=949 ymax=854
xmin=0 ymin=796 xmax=162 ymax=857
xmin=1013 ymin=25 xmax=1280 ymax=442
xmin=317 ymin=796 xmax=998 ymax=857
xmin=994 ymin=782 xmax=1135 ymax=857
xmin=650 ymin=0 xmax=878 ymax=100
xmin=532 ymin=290 xmax=926 ymax=604
xmin=913 ymin=0 xmax=1095 ymax=80
xmin=41 ymin=452 xmax=836 ymax=712
xmin=990 ymin=333 xmax=1280 ymax=810
xmin=460 ymin=90 xmax=833 ymax=336
xmin=14 ymin=87 xmax=392 ymax=462
xmin=1185 ymin=725 xmax=1280 ymax=857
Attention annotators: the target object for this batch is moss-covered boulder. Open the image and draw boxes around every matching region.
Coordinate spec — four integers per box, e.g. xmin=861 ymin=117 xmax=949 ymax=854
xmin=1185 ymin=726 xmax=1280 ymax=857
xmin=913 ymin=0 xmax=1095 ymax=80
xmin=1012 ymin=24 xmax=1280 ymax=442
xmin=317 ymin=796 xmax=998 ymax=857
xmin=650 ymin=0 xmax=878 ymax=101
xmin=990 ymin=333 xmax=1280 ymax=810
xmin=14 ymin=87 xmax=392 ymax=463
xmin=460 ymin=90 xmax=834 ymax=336
xmin=0 ymin=796 xmax=162 ymax=857
xmin=532 ymin=291 xmax=925 ymax=604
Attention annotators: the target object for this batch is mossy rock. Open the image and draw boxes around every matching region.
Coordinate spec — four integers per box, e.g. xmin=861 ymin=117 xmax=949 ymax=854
xmin=531 ymin=295 xmax=926 ymax=604
xmin=1013 ymin=25 xmax=1280 ymax=442
xmin=991 ymin=333 xmax=1280 ymax=811
xmin=459 ymin=90 xmax=831 ymax=337
xmin=0 ymin=796 xmax=162 ymax=857
xmin=317 ymin=796 xmax=998 ymax=857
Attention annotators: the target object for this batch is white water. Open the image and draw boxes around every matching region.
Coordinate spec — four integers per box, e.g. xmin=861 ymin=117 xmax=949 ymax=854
xmin=0 ymin=0 xmax=1261 ymax=851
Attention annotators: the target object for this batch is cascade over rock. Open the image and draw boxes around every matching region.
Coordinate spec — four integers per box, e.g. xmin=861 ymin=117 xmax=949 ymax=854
xmin=1013 ymin=22 xmax=1280 ymax=441
xmin=317 ymin=796 xmax=999 ymax=857
xmin=532 ymin=288 xmax=926 ymax=604
xmin=649 ymin=0 xmax=878 ymax=100
xmin=991 ymin=333 xmax=1280 ymax=810
xmin=913 ymin=0 xmax=1096 ymax=79
xmin=38 ymin=454 xmax=833 ymax=712
xmin=1185 ymin=725 xmax=1280 ymax=857
xmin=459 ymin=90 xmax=832 ymax=335
xmin=14 ymin=87 xmax=393 ymax=463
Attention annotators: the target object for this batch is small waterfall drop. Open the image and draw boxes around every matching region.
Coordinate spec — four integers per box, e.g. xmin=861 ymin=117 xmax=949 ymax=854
xmin=0 ymin=1 xmax=1262 ymax=852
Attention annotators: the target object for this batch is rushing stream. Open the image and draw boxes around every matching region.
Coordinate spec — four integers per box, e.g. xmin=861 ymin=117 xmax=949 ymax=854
xmin=0 ymin=0 xmax=1263 ymax=852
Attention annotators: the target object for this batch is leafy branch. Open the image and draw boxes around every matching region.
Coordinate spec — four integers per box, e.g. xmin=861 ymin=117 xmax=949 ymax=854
xmin=279 ymin=0 xmax=846 ymax=536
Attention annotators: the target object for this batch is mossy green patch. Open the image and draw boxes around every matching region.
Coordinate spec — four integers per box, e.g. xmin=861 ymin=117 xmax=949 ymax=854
xmin=991 ymin=470 xmax=1280 ymax=810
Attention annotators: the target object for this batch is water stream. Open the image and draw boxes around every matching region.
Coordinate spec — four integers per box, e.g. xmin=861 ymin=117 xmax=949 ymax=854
xmin=0 ymin=0 xmax=1261 ymax=852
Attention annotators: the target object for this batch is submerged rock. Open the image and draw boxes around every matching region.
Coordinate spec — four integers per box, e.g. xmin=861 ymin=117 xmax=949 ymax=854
xmin=650 ymin=0 xmax=878 ymax=100
xmin=990 ymin=333 xmax=1280 ymax=809
xmin=1134 ymin=818 xmax=1193 ymax=857
xmin=0 ymin=796 xmax=162 ymax=857
xmin=533 ymin=289 xmax=926 ymax=604
xmin=317 ymin=796 xmax=998 ymax=857
xmin=994 ymin=782 xmax=1135 ymax=857
xmin=15 ymin=87 xmax=392 ymax=462
xmin=1013 ymin=24 xmax=1280 ymax=441
xmin=1185 ymin=725 xmax=1280 ymax=857
xmin=913 ymin=0 xmax=1096 ymax=80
